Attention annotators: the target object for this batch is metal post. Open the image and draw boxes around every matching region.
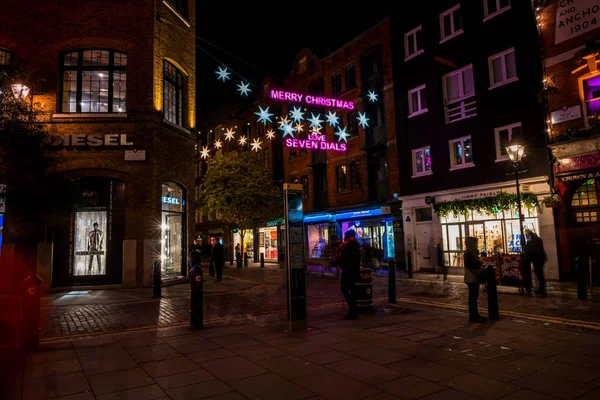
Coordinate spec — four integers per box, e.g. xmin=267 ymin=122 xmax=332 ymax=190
xmin=388 ymin=258 xmax=396 ymax=303
xmin=514 ymin=163 xmax=525 ymax=250
xmin=486 ymin=265 xmax=500 ymax=320
xmin=189 ymin=265 xmax=204 ymax=329
xmin=22 ymin=274 xmax=42 ymax=350
xmin=407 ymin=251 xmax=413 ymax=279
xmin=260 ymin=253 xmax=265 ymax=268
xmin=244 ymin=252 xmax=248 ymax=267
xmin=153 ymin=259 xmax=162 ymax=298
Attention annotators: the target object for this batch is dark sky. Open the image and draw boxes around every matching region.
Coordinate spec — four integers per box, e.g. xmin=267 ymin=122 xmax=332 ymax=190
xmin=195 ymin=4 xmax=395 ymax=122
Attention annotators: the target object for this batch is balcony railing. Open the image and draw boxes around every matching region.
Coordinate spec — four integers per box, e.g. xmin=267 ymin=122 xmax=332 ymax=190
xmin=445 ymin=98 xmax=476 ymax=123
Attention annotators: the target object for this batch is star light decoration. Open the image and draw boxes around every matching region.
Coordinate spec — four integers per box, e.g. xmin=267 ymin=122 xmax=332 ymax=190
xmin=310 ymin=125 xmax=323 ymax=135
xmin=289 ymin=106 xmax=305 ymax=122
xmin=255 ymin=106 xmax=274 ymax=125
xmin=238 ymin=135 xmax=247 ymax=146
xmin=278 ymin=115 xmax=291 ymax=128
xmin=214 ymin=139 xmax=222 ymax=149
xmin=237 ymin=81 xmax=252 ymax=96
xmin=335 ymin=126 xmax=350 ymax=143
xmin=266 ymin=129 xmax=275 ymax=140
xmin=308 ymin=113 xmax=323 ymax=128
xmin=224 ymin=128 xmax=235 ymax=141
xmin=280 ymin=121 xmax=296 ymax=138
xmin=367 ymin=90 xmax=378 ymax=103
xmin=294 ymin=123 xmax=304 ymax=133
xmin=251 ymin=138 xmax=263 ymax=152
xmin=200 ymin=146 xmax=210 ymax=159
xmin=215 ymin=66 xmax=231 ymax=82
xmin=326 ymin=111 xmax=340 ymax=127
xmin=357 ymin=111 xmax=370 ymax=128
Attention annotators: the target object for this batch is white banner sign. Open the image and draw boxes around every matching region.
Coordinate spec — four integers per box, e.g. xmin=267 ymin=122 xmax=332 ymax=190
xmin=551 ymin=105 xmax=582 ymax=124
xmin=555 ymin=0 xmax=600 ymax=44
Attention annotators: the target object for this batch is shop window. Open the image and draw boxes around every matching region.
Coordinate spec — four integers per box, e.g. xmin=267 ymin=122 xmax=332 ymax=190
xmin=258 ymin=226 xmax=278 ymax=261
xmin=165 ymin=0 xmax=188 ymax=19
xmin=298 ymin=56 xmax=307 ymax=74
xmin=308 ymin=224 xmax=330 ymax=258
xmin=61 ymin=49 xmax=127 ymax=113
xmin=161 ymin=182 xmax=186 ymax=276
xmin=582 ymin=75 xmax=600 ymax=122
xmin=350 ymin=161 xmax=361 ymax=190
xmin=412 ymin=146 xmax=432 ymax=177
xmin=571 ymin=179 xmax=598 ymax=207
xmin=331 ymin=71 xmax=342 ymax=96
xmin=575 ymin=211 xmax=598 ymax=223
xmin=301 ymin=175 xmax=309 ymax=199
xmin=0 ymin=48 xmax=10 ymax=65
xmin=415 ymin=207 xmax=433 ymax=222
xmin=347 ymin=111 xmax=359 ymax=137
xmin=440 ymin=4 xmax=463 ymax=43
xmin=443 ymin=64 xmax=476 ymax=123
xmin=336 ymin=165 xmax=347 ymax=193
xmin=449 ymin=136 xmax=474 ymax=169
xmin=408 ymin=84 xmax=428 ymax=117
xmin=404 ymin=25 xmax=424 ymax=61
xmin=163 ymin=60 xmax=185 ymax=127
xmin=494 ymin=122 xmax=522 ymax=161
xmin=346 ymin=63 xmax=356 ymax=90
xmin=488 ymin=48 xmax=517 ymax=89
xmin=483 ymin=0 xmax=511 ymax=20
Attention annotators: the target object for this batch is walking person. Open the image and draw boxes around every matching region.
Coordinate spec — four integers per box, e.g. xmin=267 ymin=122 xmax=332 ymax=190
xmin=235 ymin=243 xmax=242 ymax=269
xmin=335 ymin=229 xmax=361 ymax=320
xmin=464 ymin=237 xmax=486 ymax=323
xmin=188 ymin=238 xmax=201 ymax=272
xmin=211 ymin=237 xmax=225 ymax=282
xmin=524 ymin=229 xmax=547 ymax=295
xmin=437 ymin=239 xmax=448 ymax=283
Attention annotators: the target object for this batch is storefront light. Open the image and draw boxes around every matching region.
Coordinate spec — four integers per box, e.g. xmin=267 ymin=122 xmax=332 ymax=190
xmin=505 ymin=143 xmax=525 ymax=163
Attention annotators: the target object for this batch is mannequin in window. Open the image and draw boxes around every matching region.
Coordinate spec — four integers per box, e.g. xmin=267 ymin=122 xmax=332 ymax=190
xmin=88 ymin=222 xmax=104 ymax=274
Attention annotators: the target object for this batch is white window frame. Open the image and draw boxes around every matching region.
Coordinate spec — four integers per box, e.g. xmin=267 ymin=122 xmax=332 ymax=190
xmin=494 ymin=122 xmax=521 ymax=162
xmin=483 ymin=0 xmax=511 ymax=22
xmin=442 ymin=64 xmax=477 ymax=123
xmin=408 ymin=84 xmax=428 ymax=117
xmin=412 ymin=146 xmax=433 ymax=178
xmin=449 ymin=135 xmax=475 ymax=170
xmin=440 ymin=4 xmax=464 ymax=43
xmin=488 ymin=47 xmax=518 ymax=90
xmin=404 ymin=25 xmax=424 ymax=61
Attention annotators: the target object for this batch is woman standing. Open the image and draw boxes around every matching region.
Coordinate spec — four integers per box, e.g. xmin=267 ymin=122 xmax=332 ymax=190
xmin=464 ymin=237 xmax=486 ymax=323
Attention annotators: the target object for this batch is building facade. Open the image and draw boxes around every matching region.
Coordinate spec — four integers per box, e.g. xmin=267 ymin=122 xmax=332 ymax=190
xmin=539 ymin=0 xmax=600 ymax=279
xmin=394 ymin=1 xmax=559 ymax=278
xmin=0 ymin=0 xmax=196 ymax=287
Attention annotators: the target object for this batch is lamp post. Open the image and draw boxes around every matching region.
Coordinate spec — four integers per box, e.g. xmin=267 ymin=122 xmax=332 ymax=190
xmin=505 ymin=141 xmax=526 ymax=251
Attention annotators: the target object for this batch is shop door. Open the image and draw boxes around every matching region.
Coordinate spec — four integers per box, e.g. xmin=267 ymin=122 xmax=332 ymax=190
xmin=466 ymin=223 xmax=485 ymax=253
xmin=416 ymin=223 xmax=433 ymax=270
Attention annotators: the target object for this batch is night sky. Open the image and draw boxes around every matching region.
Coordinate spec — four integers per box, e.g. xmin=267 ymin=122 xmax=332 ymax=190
xmin=195 ymin=3 xmax=396 ymax=123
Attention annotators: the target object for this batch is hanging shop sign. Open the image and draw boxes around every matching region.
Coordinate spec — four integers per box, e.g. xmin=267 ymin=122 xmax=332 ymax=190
xmin=551 ymin=105 xmax=582 ymax=124
xmin=555 ymin=0 xmax=600 ymax=44
xmin=47 ymin=134 xmax=134 ymax=147
xmin=270 ymin=90 xmax=355 ymax=110
xmin=285 ymin=132 xmax=347 ymax=152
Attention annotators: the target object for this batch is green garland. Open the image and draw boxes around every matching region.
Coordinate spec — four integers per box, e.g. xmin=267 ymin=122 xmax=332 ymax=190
xmin=433 ymin=191 xmax=538 ymax=218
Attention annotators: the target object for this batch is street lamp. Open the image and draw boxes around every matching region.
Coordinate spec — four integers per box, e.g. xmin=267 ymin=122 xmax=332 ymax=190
xmin=505 ymin=139 xmax=526 ymax=252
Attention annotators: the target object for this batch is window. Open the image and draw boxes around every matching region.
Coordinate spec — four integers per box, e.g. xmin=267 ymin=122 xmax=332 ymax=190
xmin=488 ymin=48 xmax=517 ymax=89
xmin=163 ymin=61 xmax=184 ymax=126
xmin=346 ymin=63 xmax=356 ymax=90
xmin=412 ymin=146 xmax=432 ymax=177
xmin=61 ymin=50 xmax=127 ymax=113
xmin=165 ymin=0 xmax=188 ymax=19
xmin=161 ymin=182 xmax=185 ymax=276
xmin=443 ymin=64 xmax=476 ymax=123
xmin=582 ymin=74 xmax=600 ymax=122
xmin=301 ymin=176 xmax=309 ymax=199
xmin=575 ymin=211 xmax=598 ymax=223
xmin=494 ymin=122 xmax=522 ymax=161
xmin=415 ymin=207 xmax=433 ymax=222
xmin=572 ymin=179 xmax=598 ymax=207
xmin=483 ymin=0 xmax=511 ymax=20
xmin=350 ymin=161 xmax=361 ymax=190
xmin=347 ymin=111 xmax=359 ymax=137
xmin=404 ymin=25 xmax=424 ymax=61
xmin=449 ymin=136 xmax=474 ymax=169
xmin=263 ymin=148 xmax=269 ymax=167
xmin=408 ymin=85 xmax=428 ymax=117
xmin=331 ymin=71 xmax=342 ymax=96
xmin=195 ymin=209 xmax=203 ymax=224
xmin=0 ymin=49 xmax=10 ymax=65
xmin=298 ymin=56 xmax=307 ymax=74
xmin=440 ymin=4 xmax=463 ymax=42
xmin=336 ymin=165 xmax=347 ymax=193
xmin=289 ymin=146 xmax=297 ymax=159
xmin=195 ymin=162 xmax=202 ymax=178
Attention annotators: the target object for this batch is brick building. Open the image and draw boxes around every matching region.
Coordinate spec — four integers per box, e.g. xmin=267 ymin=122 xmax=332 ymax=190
xmin=539 ymin=0 xmax=600 ymax=279
xmin=0 ymin=0 xmax=196 ymax=287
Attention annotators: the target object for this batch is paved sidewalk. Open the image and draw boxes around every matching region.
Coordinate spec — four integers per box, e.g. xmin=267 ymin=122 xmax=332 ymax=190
xmin=4 ymin=302 xmax=600 ymax=400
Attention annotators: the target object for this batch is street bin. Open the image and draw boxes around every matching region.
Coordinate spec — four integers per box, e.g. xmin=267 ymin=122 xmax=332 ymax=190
xmin=356 ymin=267 xmax=373 ymax=312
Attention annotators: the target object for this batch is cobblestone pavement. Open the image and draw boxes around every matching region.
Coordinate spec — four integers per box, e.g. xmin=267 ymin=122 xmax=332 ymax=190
xmin=40 ymin=266 xmax=600 ymax=340
xmin=5 ymin=303 xmax=600 ymax=400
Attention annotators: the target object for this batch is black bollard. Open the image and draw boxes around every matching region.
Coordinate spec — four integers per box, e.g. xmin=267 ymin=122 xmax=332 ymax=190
xmin=22 ymin=274 xmax=42 ymax=350
xmin=153 ymin=259 xmax=162 ymax=298
xmin=575 ymin=257 xmax=587 ymax=300
xmin=189 ymin=265 xmax=204 ymax=329
xmin=236 ymin=252 xmax=242 ymax=269
xmin=486 ymin=265 xmax=500 ymax=320
xmin=244 ymin=253 xmax=248 ymax=267
xmin=388 ymin=258 xmax=397 ymax=303
xmin=407 ymin=251 xmax=413 ymax=279
xmin=260 ymin=253 xmax=265 ymax=268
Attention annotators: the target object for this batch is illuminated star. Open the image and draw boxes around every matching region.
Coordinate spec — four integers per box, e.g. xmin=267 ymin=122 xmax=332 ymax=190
xmin=266 ymin=129 xmax=275 ymax=140
xmin=310 ymin=125 xmax=323 ymax=135
xmin=308 ymin=113 xmax=323 ymax=128
xmin=251 ymin=138 xmax=263 ymax=152
xmin=367 ymin=90 xmax=378 ymax=103
xmin=281 ymin=121 xmax=296 ymax=138
xmin=238 ymin=135 xmax=247 ymax=145
xmin=200 ymin=146 xmax=210 ymax=159
xmin=326 ymin=111 xmax=340 ymax=127
xmin=224 ymin=128 xmax=235 ymax=141
xmin=335 ymin=126 xmax=350 ymax=143
xmin=254 ymin=106 xmax=274 ymax=125
xmin=237 ymin=81 xmax=252 ymax=96
xmin=294 ymin=123 xmax=304 ymax=133
xmin=357 ymin=111 xmax=370 ymax=128
xmin=278 ymin=115 xmax=291 ymax=128
xmin=289 ymin=106 xmax=305 ymax=122
xmin=215 ymin=66 xmax=231 ymax=82
xmin=214 ymin=140 xmax=222 ymax=149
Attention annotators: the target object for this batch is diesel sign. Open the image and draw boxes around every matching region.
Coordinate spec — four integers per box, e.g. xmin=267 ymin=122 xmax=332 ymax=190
xmin=48 ymin=134 xmax=133 ymax=147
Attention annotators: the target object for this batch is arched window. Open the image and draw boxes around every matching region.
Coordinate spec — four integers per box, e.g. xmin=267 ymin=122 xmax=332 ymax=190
xmin=61 ymin=49 xmax=127 ymax=113
xmin=161 ymin=182 xmax=186 ymax=276
xmin=571 ymin=179 xmax=599 ymax=223
xmin=163 ymin=61 xmax=184 ymax=127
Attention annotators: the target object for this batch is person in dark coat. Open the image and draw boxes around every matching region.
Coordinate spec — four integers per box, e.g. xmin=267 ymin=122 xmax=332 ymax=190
xmin=523 ymin=229 xmax=547 ymax=295
xmin=335 ymin=229 xmax=361 ymax=320
xmin=437 ymin=239 xmax=448 ymax=283
xmin=464 ymin=237 xmax=486 ymax=323
xmin=211 ymin=237 xmax=225 ymax=282
xmin=188 ymin=239 xmax=202 ymax=271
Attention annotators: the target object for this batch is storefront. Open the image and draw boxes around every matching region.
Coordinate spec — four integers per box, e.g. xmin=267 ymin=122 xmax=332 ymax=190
xmin=258 ymin=226 xmax=278 ymax=261
xmin=161 ymin=182 xmax=186 ymax=276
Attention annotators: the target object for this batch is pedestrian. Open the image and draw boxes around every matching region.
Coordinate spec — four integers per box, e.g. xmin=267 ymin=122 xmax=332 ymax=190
xmin=464 ymin=237 xmax=486 ymax=323
xmin=188 ymin=239 xmax=202 ymax=271
xmin=211 ymin=237 xmax=225 ymax=282
xmin=428 ymin=237 xmax=438 ymax=270
xmin=335 ymin=229 xmax=361 ymax=320
xmin=523 ymin=229 xmax=547 ymax=295
xmin=235 ymin=243 xmax=242 ymax=269
xmin=437 ymin=239 xmax=448 ymax=283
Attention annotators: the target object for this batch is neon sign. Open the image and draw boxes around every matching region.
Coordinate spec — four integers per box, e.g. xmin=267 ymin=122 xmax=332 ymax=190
xmin=285 ymin=132 xmax=346 ymax=152
xmin=270 ymin=90 xmax=354 ymax=110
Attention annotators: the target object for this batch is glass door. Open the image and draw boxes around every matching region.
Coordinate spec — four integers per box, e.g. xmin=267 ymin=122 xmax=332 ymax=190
xmin=466 ymin=223 xmax=485 ymax=253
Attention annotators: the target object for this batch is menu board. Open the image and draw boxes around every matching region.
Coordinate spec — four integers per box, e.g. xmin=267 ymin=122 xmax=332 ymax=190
xmin=481 ymin=255 xmax=522 ymax=287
